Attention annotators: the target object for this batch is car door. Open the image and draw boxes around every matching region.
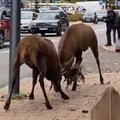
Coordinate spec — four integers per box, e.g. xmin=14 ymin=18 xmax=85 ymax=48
xmin=3 ymin=14 xmax=10 ymax=42
xmin=1 ymin=10 xmax=10 ymax=42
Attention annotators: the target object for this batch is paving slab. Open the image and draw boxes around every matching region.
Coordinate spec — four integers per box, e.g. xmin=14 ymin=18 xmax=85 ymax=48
xmin=0 ymin=73 xmax=120 ymax=120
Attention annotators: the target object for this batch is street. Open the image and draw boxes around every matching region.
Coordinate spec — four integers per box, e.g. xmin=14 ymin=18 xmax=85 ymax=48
xmin=0 ymin=22 xmax=115 ymax=87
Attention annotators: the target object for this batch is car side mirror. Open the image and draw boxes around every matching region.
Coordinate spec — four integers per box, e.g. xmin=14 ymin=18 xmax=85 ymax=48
xmin=3 ymin=16 xmax=10 ymax=20
xmin=32 ymin=17 xmax=36 ymax=20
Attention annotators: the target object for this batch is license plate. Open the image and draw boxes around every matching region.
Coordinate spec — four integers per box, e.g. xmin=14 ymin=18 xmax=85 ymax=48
xmin=39 ymin=28 xmax=48 ymax=30
xmin=86 ymin=19 xmax=90 ymax=21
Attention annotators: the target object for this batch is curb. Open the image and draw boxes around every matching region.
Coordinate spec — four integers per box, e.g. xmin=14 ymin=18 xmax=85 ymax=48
xmin=102 ymin=45 xmax=115 ymax=52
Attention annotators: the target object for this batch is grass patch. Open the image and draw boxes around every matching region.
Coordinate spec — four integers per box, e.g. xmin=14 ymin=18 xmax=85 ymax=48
xmin=12 ymin=93 xmax=28 ymax=100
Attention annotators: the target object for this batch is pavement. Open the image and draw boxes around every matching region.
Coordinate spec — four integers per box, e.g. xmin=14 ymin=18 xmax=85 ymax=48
xmin=1 ymin=73 xmax=120 ymax=120
xmin=102 ymin=44 xmax=116 ymax=52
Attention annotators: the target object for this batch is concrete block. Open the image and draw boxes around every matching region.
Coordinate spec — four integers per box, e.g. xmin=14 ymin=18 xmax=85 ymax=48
xmin=91 ymin=87 xmax=110 ymax=120
xmin=111 ymin=87 xmax=120 ymax=120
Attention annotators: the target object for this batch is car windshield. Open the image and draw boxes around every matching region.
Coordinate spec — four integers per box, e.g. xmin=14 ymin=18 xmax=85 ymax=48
xmin=96 ymin=10 xmax=107 ymax=15
xmin=37 ymin=12 xmax=60 ymax=20
xmin=21 ymin=12 xmax=33 ymax=20
xmin=84 ymin=12 xmax=94 ymax=16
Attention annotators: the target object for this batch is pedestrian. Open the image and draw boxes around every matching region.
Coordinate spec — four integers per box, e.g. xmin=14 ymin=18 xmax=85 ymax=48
xmin=113 ymin=11 xmax=120 ymax=43
xmin=104 ymin=6 xmax=116 ymax=46
xmin=93 ymin=12 xmax=98 ymax=24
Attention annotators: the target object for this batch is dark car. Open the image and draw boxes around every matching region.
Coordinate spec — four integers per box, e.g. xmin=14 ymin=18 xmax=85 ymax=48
xmin=30 ymin=10 xmax=69 ymax=36
xmin=82 ymin=11 xmax=98 ymax=23
xmin=0 ymin=7 xmax=10 ymax=49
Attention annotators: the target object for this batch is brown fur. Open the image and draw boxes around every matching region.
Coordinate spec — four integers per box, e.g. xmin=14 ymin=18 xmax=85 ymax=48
xmin=58 ymin=23 xmax=104 ymax=90
xmin=4 ymin=35 xmax=69 ymax=110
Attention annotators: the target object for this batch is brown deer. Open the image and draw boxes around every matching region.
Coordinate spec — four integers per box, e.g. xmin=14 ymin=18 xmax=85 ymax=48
xmin=4 ymin=35 xmax=69 ymax=110
xmin=58 ymin=23 xmax=104 ymax=91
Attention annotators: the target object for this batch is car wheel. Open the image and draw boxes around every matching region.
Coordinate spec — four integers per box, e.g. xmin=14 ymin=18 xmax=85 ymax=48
xmin=0 ymin=32 xmax=4 ymax=49
xmin=41 ymin=32 xmax=45 ymax=36
xmin=28 ymin=30 xmax=31 ymax=33
xmin=31 ymin=28 xmax=36 ymax=34
xmin=56 ymin=27 xmax=62 ymax=36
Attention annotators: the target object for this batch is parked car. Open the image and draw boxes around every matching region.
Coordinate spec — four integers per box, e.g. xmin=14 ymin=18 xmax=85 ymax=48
xmin=21 ymin=8 xmax=38 ymax=13
xmin=96 ymin=9 xmax=107 ymax=21
xmin=39 ymin=6 xmax=66 ymax=13
xmin=76 ymin=6 xmax=86 ymax=15
xmin=0 ymin=7 xmax=10 ymax=49
xmin=114 ymin=9 xmax=120 ymax=15
xmin=21 ymin=11 xmax=38 ymax=33
xmin=30 ymin=10 xmax=69 ymax=36
xmin=82 ymin=11 xmax=98 ymax=23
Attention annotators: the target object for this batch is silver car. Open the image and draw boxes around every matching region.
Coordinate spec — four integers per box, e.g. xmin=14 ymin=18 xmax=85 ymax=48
xmin=96 ymin=9 xmax=107 ymax=21
xmin=21 ymin=11 xmax=38 ymax=32
xmin=82 ymin=11 xmax=96 ymax=22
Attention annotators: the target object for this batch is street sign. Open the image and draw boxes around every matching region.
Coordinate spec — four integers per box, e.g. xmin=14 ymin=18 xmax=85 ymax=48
xmin=55 ymin=0 xmax=61 ymax=3
xmin=99 ymin=0 xmax=103 ymax=5
xmin=114 ymin=0 xmax=118 ymax=5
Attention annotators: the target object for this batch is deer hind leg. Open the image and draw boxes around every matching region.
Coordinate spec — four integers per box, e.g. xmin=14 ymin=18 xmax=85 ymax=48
xmin=29 ymin=68 xmax=39 ymax=100
xmin=4 ymin=56 xmax=21 ymax=110
xmin=39 ymin=73 xmax=53 ymax=109
xmin=37 ymin=55 xmax=52 ymax=109
xmin=90 ymin=44 xmax=104 ymax=84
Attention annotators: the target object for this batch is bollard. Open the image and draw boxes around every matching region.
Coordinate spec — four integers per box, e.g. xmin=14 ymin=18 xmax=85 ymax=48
xmin=115 ymin=39 xmax=120 ymax=52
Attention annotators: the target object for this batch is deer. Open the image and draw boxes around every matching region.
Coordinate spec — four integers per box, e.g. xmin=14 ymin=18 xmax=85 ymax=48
xmin=58 ymin=23 xmax=104 ymax=91
xmin=4 ymin=35 xmax=69 ymax=110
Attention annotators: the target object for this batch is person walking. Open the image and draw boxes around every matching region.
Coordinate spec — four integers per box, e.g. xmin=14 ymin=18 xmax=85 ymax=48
xmin=93 ymin=12 xmax=98 ymax=24
xmin=104 ymin=6 xmax=116 ymax=46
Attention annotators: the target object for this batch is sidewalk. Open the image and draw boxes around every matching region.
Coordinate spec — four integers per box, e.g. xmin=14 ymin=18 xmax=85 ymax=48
xmin=1 ymin=73 xmax=120 ymax=120
xmin=102 ymin=44 xmax=116 ymax=52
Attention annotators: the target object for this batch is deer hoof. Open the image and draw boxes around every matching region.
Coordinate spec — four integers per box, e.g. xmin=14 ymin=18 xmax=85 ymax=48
xmin=46 ymin=104 xmax=53 ymax=109
xmin=29 ymin=94 xmax=34 ymax=100
xmin=4 ymin=103 xmax=10 ymax=110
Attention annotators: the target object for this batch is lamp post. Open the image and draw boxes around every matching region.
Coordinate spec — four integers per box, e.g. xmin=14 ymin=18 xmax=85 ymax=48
xmin=9 ymin=0 xmax=21 ymax=95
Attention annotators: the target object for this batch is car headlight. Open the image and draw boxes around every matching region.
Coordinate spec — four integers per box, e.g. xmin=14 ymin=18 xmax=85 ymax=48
xmin=30 ymin=22 xmax=36 ymax=26
xmin=51 ymin=22 xmax=58 ymax=26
